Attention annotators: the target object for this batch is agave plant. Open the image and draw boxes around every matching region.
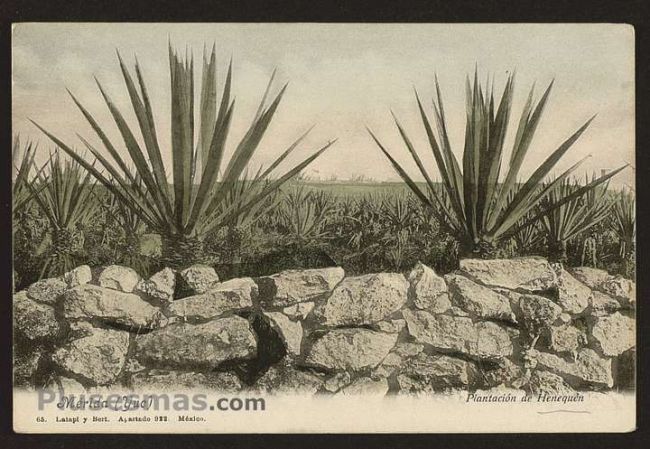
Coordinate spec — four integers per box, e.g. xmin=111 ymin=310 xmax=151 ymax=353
xmin=275 ymin=185 xmax=334 ymax=245
xmin=33 ymin=44 xmax=335 ymax=267
xmin=369 ymin=71 xmax=625 ymax=258
xmin=538 ymin=176 xmax=614 ymax=262
xmin=611 ymin=189 xmax=635 ymax=260
xmin=12 ymin=136 xmax=42 ymax=214
xmin=28 ymin=151 xmax=99 ymax=277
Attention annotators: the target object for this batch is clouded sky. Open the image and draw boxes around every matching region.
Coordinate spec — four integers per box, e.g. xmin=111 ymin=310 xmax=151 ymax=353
xmin=12 ymin=23 xmax=635 ymax=187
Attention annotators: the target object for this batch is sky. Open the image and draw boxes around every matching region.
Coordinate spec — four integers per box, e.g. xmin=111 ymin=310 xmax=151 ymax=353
xmin=12 ymin=23 xmax=635 ymax=187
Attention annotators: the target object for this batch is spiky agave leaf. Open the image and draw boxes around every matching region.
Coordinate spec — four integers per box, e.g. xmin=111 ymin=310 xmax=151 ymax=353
xmin=12 ymin=135 xmax=45 ymax=213
xmin=611 ymin=188 xmax=635 ymax=258
xmin=370 ymin=71 xmax=625 ymax=255
xmin=32 ymin=44 xmax=335 ymax=255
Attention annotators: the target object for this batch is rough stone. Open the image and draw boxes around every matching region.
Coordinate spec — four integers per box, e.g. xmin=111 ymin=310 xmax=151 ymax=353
xmin=305 ymin=328 xmax=398 ymax=372
xmin=264 ymin=312 xmax=303 ymax=356
xmin=589 ymin=291 xmax=621 ymax=316
xmin=408 ymin=262 xmax=450 ymax=313
xmin=135 ymin=316 xmax=257 ymax=369
xmin=516 ymin=293 xmax=563 ymax=328
xmin=397 ymin=353 xmax=472 ymax=393
xmin=591 ymin=312 xmax=635 ymax=357
xmin=339 ymin=377 xmax=389 ymax=396
xmin=568 ymin=267 xmax=611 ymax=290
xmin=283 ymin=302 xmax=315 ymax=320
xmin=482 ymin=358 xmax=526 ymax=389
xmin=533 ymin=348 xmax=613 ymax=388
xmin=375 ymin=318 xmax=406 ymax=334
xmin=323 ymin=372 xmax=352 ymax=393
xmin=548 ymin=324 xmax=585 ymax=354
xmin=459 ymin=257 xmax=557 ymax=292
xmin=51 ymin=326 xmax=130 ymax=385
xmin=601 ymin=276 xmax=636 ymax=308
xmin=63 ymin=284 xmax=164 ymax=329
xmin=14 ymin=291 xmax=61 ymax=341
xmin=254 ymin=364 xmax=323 ymax=394
xmin=554 ymin=268 xmax=591 ymax=314
xmin=26 ymin=277 xmax=68 ymax=305
xmin=528 ymin=370 xmax=575 ymax=396
xmin=136 ymin=268 xmax=176 ymax=303
xmin=14 ymin=350 xmax=42 ymax=388
xmin=258 ymin=267 xmax=344 ymax=307
xmin=98 ymin=265 xmax=141 ymax=293
xmin=403 ymin=309 xmax=514 ymax=360
xmin=166 ymin=278 xmax=256 ymax=321
xmin=318 ymin=273 xmax=409 ymax=326
xmin=180 ymin=264 xmax=220 ymax=294
xmin=445 ymin=274 xmax=516 ymax=322
xmin=63 ymin=265 xmax=92 ymax=288
xmin=130 ymin=370 xmax=242 ymax=392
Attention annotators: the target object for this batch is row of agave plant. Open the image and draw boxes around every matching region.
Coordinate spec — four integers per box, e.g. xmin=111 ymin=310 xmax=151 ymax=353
xmin=13 ymin=43 xmax=634 ymax=287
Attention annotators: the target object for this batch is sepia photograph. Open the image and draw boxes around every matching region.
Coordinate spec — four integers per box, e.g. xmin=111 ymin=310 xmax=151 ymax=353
xmin=11 ymin=22 xmax=636 ymax=433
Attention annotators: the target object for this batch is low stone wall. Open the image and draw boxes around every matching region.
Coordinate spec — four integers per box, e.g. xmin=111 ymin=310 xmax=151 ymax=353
xmin=14 ymin=257 xmax=636 ymax=396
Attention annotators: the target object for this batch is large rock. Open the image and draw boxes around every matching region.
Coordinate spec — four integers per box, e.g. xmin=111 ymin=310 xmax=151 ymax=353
xmin=305 ymin=328 xmax=398 ymax=372
xmin=14 ymin=349 xmax=43 ymax=388
xmin=98 ymin=265 xmax=141 ymax=293
xmin=264 ymin=312 xmax=303 ymax=356
xmin=14 ymin=291 xmax=61 ymax=341
xmin=532 ymin=348 xmax=613 ymax=388
xmin=130 ymin=370 xmax=242 ymax=392
xmin=601 ymin=276 xmax=636 ymax=308
xmin=179 ymin=264 xmax=220 ymax=294
xmin=515 ymin=293 xmax=563 ymax=328
xmin=373 ymin=343 xmax=424 ymax=379
xmin=63 ymin=265 xmax=92 ymax=288
xmin=63 ymin=284 xmax=164 ymax=330
xmin=554 ymin=268 xmax=590 ymax=314
xmin=459 ymin=257 xmax=557 ymax=292
xmin=135 ymin=316 xmax=257 ymax=369
xmin=317 ymin=273 xmax=409 ymax=326
xmin=26 ymin=277 xmax=67 ymax=305
xmin=589 ymin=291 xmax=621 ymax=316
xmin=339 ymin=377 xmax=389 ymax=396
xmin=445 ymin=274 xmax=515 ymax=322
xmin=51 ymin=326 xmax=130 ymax=385
xmin=282 ymin=301 xmax=315 ymax=320
xmin=548 ymin=324 xmax=585 ymax=354
xmin=397 ymin=352 xmax=472 ymax=393
xmin=569 ymin=267 xmax=636 ymax=308
xmin=254 ymin=364 xmax=324 ymax=394
xmin=136 ymin=268 xmax=176 ymax=303
xmin=402 ymin=309 xmax=514 ymax=360
xmin=258 ymin=267 xmax=345 ymax=308
xmin=408 ymin=262 xmax=450 ymax=313
xmin=590 ymin=312 xmax=635 ymax=356
xmin=529 ymin=370 xmax=575 ymax=395
xmin=165 ymin=278 xmax=256 ymax=321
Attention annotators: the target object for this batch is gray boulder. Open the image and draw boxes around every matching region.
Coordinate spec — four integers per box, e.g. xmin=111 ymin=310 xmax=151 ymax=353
xmin=165 ymin=278 xmax=256 ymax=321
xmin=589 ymin=291 xmax=621 ymax=316
xmin=516 ymin=293 xmax=563 ymax=328
xmin=136 ymin=267 xmax=176 ymax=303
xmin=305 ymin=328 xmax=398 ymax=372
xmin=318 ymin=273 xmax=409 ymax=326
xmin=130 ymin=370 xmax=242 ymax=392
xmin=26 ymin=277 xmax=67 ymax=305
xmin=179 ymin=264 xmax=220 ymax=294
xmin=51 ymin=326 xmax=130 ymax=385
xmin=98 ymin=265 xmax=141 ymax=293
xmin=402 ymin=309 xmax=514 ymax=360
xmin=258 ymin=267 xmax=345 ymax=307
xmin=445 ymin=273 xmax=515 ymax=322
xmin=408 ymin=262 xmax=450 ymax=313
xmin=397 ymin=352 xmax=472 ymax=393
xmin=459 ymin=257 xmax=557 ymax=292
xmin=548 ymin=324 xmax=585 ymax=354
xmin=264 ymin=312 xmax=303 ymax=357
xmin=63 ymin=284 xmax=164 ymax=329
xmin=339 ymin=377 xmax=389 ymax=396
xmin=591 ymin=312 xmax=635 ymax=356
xmin=254 ymin=364 xmax=324 ymax=394
xmin=532 ymin=348 xmax=613 ymax=388
xmin=63 ymin=265 xmax=92 ymax=288
xmin=135 ymin=316 xmax=257 ymax=369
xmin=14 ymin=291 xmax=62 ymax=341
xmin=529 ymin=370 xmax=575 ymax=395
xmin=283 ymin=301 xmax=315 ymax=320
xmin=554 ymin=268 xmax=591 ymax=314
